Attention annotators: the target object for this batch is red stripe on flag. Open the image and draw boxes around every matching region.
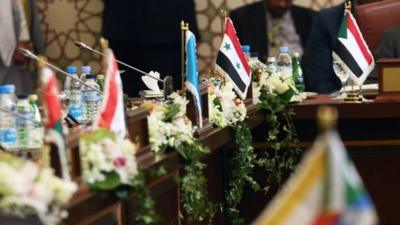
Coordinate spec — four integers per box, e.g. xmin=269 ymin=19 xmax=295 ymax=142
xmin=346 ymin=12 xmax=373 ymax=65
xmin=225 ymin=18 xmax=250 ymax=76
xmin=312 ymin=212 xmax=341 ymax=225
xmin=44 ymin=70 xmax=62 ymax=128
xmin=98 ymin=54 xmax=118 ymax=129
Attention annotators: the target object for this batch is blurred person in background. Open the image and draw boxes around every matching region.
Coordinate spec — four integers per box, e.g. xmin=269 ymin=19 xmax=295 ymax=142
xmin=0 ymin=0 xmax=44 ymax=94
xmin=230 ymin=0 xmax=314 ymax=62
xmin=102 ymin=0 xmax=199 ymax=97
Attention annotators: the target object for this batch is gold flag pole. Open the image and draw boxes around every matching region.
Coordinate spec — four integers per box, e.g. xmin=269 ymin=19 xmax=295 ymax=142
xmin=181 ymin=21 xmax=189 ymax=93
xmin=345 ymin=0 xmax=352 ymax=11
xmin=317 ymin=106 xmax=338 ymax=132
xmin=219 ymin=9 xmax=227 ymax=35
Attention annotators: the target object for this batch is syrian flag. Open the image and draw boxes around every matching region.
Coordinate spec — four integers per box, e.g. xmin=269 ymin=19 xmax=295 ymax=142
xmin=41 ymin=67 xmax=70 ymax=181
xmin=185 ymin=30 xmax=203 ymax=128
xmin=251 ymin=130 xmax=378 ymax=225
xmin=332 ymin=9 xmax=374 ymax=85
xmin=216 ymin=18 xmax=251 ymax=99
xmin=95 ymin=48 xmax=127 ymax=139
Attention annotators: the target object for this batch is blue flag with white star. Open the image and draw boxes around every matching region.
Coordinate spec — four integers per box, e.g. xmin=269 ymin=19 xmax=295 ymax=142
xmin=185 ymin=30 xmax=203 ymax=128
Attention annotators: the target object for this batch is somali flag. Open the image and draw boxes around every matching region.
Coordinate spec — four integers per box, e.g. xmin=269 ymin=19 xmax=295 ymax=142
xmin=252 ymin=130 xmax=378 ymax=225
xmin=185 ymin=30 xmax=202 ymax=128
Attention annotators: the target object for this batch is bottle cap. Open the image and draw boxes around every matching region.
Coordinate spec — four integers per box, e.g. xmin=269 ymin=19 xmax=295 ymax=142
xmin=67 ymin=66 xmax=77 ymax=74
xmin=242 ymin=45 xmax=251 ymax=53
xmin=267 ymin=57 xmax=276 ymax=62
xmin=81 ymin=66 xmax=91 ymax=74
xmin=29 ymin=94 xmax=38 ymax=102
xmin=18 ymin=94 xmax=28 ymax=99
xmin=97 ymin=74 xmax=105 ymax=80
xmin=0 ymin=85 xmax=15 ymax=94
xmin=292 ymin=52 xmax=300 ymax=58
xmin=86 ymin=74 xmax=95 ymax=79
xmin=280 ymin=46 xmax=289 ymax=53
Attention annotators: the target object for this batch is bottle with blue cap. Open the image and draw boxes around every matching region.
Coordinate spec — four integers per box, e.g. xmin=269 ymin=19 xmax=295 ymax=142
xmin=80 ymin=66 xmax=91 ymax=83
xmin=64 ymin=66 xmax=78 ymax=97
xmin=16 ymin=94 xmax=33 ymax=149
xmin=242 ymin=45 xmax=251 ymax=62
xmin=82 ymin=74 xmax=100 ymax=123
xmin=65 ymin=66 xmax=83 ymax=122
xmin=277 ymin=46 xmax=293 ymax=79
xmin=0 ymin=85 xmax=17 ymax=150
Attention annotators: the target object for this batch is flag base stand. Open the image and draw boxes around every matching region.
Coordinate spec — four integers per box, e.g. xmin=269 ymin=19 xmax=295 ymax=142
xmin=343 ymin=90 xmax=362 ymax=103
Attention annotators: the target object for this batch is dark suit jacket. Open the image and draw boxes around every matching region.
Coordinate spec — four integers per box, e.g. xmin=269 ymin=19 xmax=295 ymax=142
xmin=303 ymin=4 xmax=344 ymax=93
xmin=375 ymin=26 xmax=400 ymax=59
xmin=230 ymin=2 xmax=314 ymax=62
xmin=102 ymin=0 xmax=199 ymax=44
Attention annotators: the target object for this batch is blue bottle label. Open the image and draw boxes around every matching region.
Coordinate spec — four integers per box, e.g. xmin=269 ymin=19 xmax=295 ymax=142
xmin=69 ymin=105 xmax=83 ymax=120
xmin=0 ymin=129 xmax=17 ymax=143
xmin=83 ymin=91 xmax=100 ymax=102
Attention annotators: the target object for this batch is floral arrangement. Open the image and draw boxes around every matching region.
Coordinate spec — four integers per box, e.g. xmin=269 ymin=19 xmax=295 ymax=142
xmin=144 ymin=92 xmax=215 ymax=224
xmin=0 ymin=153 xmax=77 ymax=225
xmin=208 ymin=80 xmax=247 ymax=128
xmin=79 ymin=128 xmax=156 ymax=224
xmin=147 ymin=93 xmax=195 ymax=154
xmin=80 ymin=128 xmax=138 ymax=191
xmin=252 ymin=65 xmax=302 ymax=195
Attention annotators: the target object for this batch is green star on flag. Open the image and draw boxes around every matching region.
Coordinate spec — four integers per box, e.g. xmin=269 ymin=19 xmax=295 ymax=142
xmin=236 ymin=62 xmax=241 ymax=69
xmin=224 ymin=43 xmax=231 ymax=51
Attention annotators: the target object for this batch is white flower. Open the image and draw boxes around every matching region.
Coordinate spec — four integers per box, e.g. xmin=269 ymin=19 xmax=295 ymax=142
xmin=209 ymin=80 xmax=247 ymax=128
xmin=147 ymin=92 xmax=195 ymax=153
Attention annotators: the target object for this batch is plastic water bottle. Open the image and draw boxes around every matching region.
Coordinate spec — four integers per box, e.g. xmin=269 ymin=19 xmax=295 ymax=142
xmin=292 ymin=52 xmax=305 ymax=92
xmin=68 ymin=67 xmax=83 ymax=122
xmin=266 ymin=57 xmax=278 ymax=74
xmin=0 ymin=85 xmax=17 ymax=150
xmin=80 ymin=66 xmax=91 ymax=83
xmin=82 ymin=74 xmax=100 ymax=123
xmin=277 ymin=46 xmax=292 ymax=79
xmin=16 ymin=95 xmax=33 ymax=149
xmin=29 ymin=95 xmax=43 ymax=149
xmin=242 ymin=45 xmax=251 ymax=62
xmin=64 ymin=66 xmax=77 ymax=98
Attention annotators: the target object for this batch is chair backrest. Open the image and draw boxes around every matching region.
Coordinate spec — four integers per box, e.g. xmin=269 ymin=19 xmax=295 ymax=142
xmin=356 ymin=0 xmax=400 ymax=53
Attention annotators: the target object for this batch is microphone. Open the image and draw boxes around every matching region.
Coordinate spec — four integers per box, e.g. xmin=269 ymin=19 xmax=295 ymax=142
xmin=19 ymin=48 xmax=102 ymax=95
xmin=75 ymin=41 xmax=174 ymax=100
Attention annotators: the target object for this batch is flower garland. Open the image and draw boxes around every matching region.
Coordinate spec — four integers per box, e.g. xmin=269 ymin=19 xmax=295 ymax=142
xmin=146 ymin=93 xmax=215 ymax=224
xmin=208 ymin=79 xmax=259 ymax=225
xmin=0 ymin=153 xmax=77 ymax=225
xmin=255 ymin=70 xmax=302 ymax=192
xmin=79 ymin=129 xmax=157 ymax=225
xmin=208 ymin=80 xmax=246 ymax=128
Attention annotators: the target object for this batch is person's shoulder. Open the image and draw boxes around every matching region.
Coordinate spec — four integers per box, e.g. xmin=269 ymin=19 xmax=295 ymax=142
xmin=230 ymin=1 xmax=264 ymax=15
xmin=383 ymin=26 xmax=400 ymax=37
xmin=318 ymin=3 xmax=344 ymax=18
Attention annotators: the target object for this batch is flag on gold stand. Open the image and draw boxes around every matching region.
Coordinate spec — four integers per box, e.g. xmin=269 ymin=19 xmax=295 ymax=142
xmin=251 ymin=130 xmax=378 ymax=225
xmin=40 ymin=66 xmax=70 ymax=180
xmin=94 ymin=48 xmax=127 ymax=139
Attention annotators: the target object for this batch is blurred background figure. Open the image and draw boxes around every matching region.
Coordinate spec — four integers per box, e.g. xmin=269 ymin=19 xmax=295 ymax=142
xmin=102 ymin=0 xmax=200 ymax=97
xmin=0 ymin=0 xmax=44 ymax=95
xmin=230 ymin=0 xmax=314 ymax=62
xmin=375 ymin=26 xmax=400 ymax=59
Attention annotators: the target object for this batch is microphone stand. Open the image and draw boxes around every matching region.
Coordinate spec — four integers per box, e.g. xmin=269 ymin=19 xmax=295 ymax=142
xmin=75 ymin=41 xmax=174 ymax=100
xmin=19 ymin=48 xmax=102 ymax=95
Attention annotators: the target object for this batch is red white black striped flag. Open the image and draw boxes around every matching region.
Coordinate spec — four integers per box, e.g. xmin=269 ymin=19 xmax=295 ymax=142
xmin=95 ymin=48 xmax=127 ymax=139
xmin=332 ymin=9 xmax=374 ymax=85
xmin=216 ymin=18 xmax=251 ymax=99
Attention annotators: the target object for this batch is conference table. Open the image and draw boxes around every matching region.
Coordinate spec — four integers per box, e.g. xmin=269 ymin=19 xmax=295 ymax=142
xmin=58 ymin=94 xmax=400 ymax=225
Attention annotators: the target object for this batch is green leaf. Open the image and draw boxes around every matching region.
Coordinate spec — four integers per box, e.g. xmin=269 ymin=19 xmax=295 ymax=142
xmin=90 ymin=171 xmax=121 ymax=191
